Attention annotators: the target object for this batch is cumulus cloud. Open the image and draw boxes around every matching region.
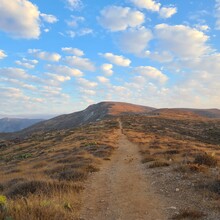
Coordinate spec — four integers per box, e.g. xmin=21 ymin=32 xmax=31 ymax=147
xmin=118 ymin=26 xmax=153 ymax=54
xmin=0 ymin=50 xmax=7 ymax=59
xmin=77 ymin=78 xmax=98 ymax=88
xmin=40 ymin=13 xmax=58 ymax=23
xmin=101 ymin=63 xmax=113 ymax=76
xmin=215 ymin=0 xmax=220 ymax=30
xmin=98 ymin=6 xmax=145 ymax=32
xmin=28 ymin=49 xmax=61 ymax=62
xmin=0 ymin=0 xmax=40 ymax=39
xmin=159 ymin=7 xmax=177 ymax=18
xmin=66 ymin=15 xmax=85 ymax=27
xmin=62 ymin=47 xmax=84 ymax=56
xmin=46 ymin=64 xmax=83 ymax=77
xmin=194 ymin=24 xmax=210 ymax=32
xmin=155 ymin=24 xmax=211 ymax=59
xmin=130 ymin=0 xmax=177 ymax=19
xmin=78 ymin=28 xmax=93 ymax=36
xmin=134 ymin=66 xmax=168 ymax=83
xmin=0 ymin=67 xmax=31 ymax=79
xmin=46 ymin=73 xmax=71 ymax=82
xmin=101 ymin=53 xmax=131 ymax=66
xmin=15 ymin=58 xmax=38 ymax=69
xmin=97 ymin=76 xmax=110 ymax=84
xmin=65 ymin=29 xmax=93 ymax=38
xmin=130 ymin=0 xmax=161 ymax=12
xmin=144 ymin=50 xmax=173 ymax=63
xmin=65 ymin=0 xmax=83 ymax=10
xmin=65 ymin=56 xmax=95 ymax=71
xmin=80 ymin=89 xmax=96 ymax=96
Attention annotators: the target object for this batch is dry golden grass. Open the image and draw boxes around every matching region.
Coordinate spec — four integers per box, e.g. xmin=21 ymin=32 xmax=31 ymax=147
xmin=121 ymin=115 xmax=220 ymax=217
xmin=0 ymin=119 xmax=120 ymax=219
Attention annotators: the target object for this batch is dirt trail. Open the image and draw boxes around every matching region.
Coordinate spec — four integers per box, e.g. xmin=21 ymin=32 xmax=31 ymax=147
xmin=80 ymin=120 xmax=168 ymax=220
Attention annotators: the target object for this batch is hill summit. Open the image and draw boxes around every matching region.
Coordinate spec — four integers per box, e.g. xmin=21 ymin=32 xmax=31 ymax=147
xmin=20 ymin=102 xmax=155 ymax=134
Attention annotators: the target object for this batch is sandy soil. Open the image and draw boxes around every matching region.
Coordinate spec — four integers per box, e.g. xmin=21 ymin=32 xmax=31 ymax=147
xmin=80 ymin=121 xmax=168 ymax=220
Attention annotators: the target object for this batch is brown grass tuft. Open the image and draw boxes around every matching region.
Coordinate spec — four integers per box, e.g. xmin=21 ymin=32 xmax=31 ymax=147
xmin=172 ymin=209 xmax=205 ymax=219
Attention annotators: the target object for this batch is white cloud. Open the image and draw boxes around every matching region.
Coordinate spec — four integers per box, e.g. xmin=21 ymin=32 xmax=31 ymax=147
xmin=134 ymin=66 xmax=168 ymax=83
xmin=46 ymin=73 xmax=71 ymax=82
xmin=144 ymin=50 xmax=173 ymax=63
xmin=62 ymin=47 xmax=84 ymax=56
xmin=155 ymin=24 xmax=211 ymax=59
xmin=66 ymin=31 xmax=76 ymax=38
xmin=118 ymin=26 xmax=153 ymax=54
xmin=65 ymin=56 xmax=95 ymax=71
xmin=80 ymin=89 xmax=96 ymax=96
xmin=0 ymin=67 xmax=30 ymax=79
xmin=0 ymin=50 xmax=7 ymax=59
xmin=194 ymin=24 xmax=210 ymax=32
xmin=102 ymin=53 xmax=131 ymax=66
xmin=65 ymin=29 xmax=93 ymax=38
xmin=29 ymin=49 xmax=61 ymax=62
xmin=130 ymin=0 xmax=177 ymax=19
xmin=66 ymin=15 xmax=85 ymax=27
xmin=101 ymin=63 xmax=113 ymax=76
xmin=77 ymin=78 xmax=98 ymax=88
xmin=44 ymin=28 xmax=50 ymax=33
xmin=130 ymin=0 xmax=161 ymax=12
xmin=78 ymin=28 xmax=93 ymax=36
xmin=97 ymin=76 xmax=110 ymax=84
xmin=98 ymin=6 xmax=145 ymax=32
xmin=46 ymin=64 xmax=83 ymax=77
xmin=65 ymin=0 xmax=83 ymax=11
xmin=215 ymin=0 xmax=220 ymax=30
xmin=159 ymin=7 xmax=177 ymax=18
xmin=0 ymin=0 xmax=40 ymax=39
xmin=15 ymin=58 xmax=38 ymax=69
xmin=40 ymin=13 xmax=58 ymax=23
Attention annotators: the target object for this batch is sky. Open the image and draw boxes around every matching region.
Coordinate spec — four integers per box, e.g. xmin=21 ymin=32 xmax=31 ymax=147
xmin=1 ymin=0 xmax=220 ymax=116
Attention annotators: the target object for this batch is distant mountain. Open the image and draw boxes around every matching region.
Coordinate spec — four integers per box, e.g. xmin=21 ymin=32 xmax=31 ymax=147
xmin=149 ymin=108 xmax=220 ymax=119
xmin=1 ymin=102 xmax=220 ymax=139
xmin=0 ymin=118 xmax=44 ymax=133
xmin=19 ymin=102 xmax=155 ymax=135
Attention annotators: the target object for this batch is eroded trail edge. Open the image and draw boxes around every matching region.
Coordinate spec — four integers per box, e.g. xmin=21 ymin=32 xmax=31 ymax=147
xmin=80 ymin=120 xmax=168 ymax=220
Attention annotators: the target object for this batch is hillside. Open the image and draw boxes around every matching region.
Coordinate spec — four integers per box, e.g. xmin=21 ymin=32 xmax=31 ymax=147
xmin=1 ymin=113 xmax=220 ymax=219
xmin=15 ymin=102 xmax=155 ymax=135
xmin=0 ymin=118 xmax=44 ymax=133
xmin=149 ymin=108 xmax=220 ymax=119
xmin=1 ymin=102 xmax=220 ymax=140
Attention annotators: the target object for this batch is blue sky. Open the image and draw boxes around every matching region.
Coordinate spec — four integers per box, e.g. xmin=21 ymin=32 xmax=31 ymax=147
xmin=0 ymin=0 xmax=220 ymax=116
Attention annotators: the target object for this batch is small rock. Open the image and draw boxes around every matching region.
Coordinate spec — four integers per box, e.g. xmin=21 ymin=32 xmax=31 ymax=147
xmin=175 ymin=188 xmax=180 ymax=192
xmin=167 ymin=206 xmax=177 ymax=210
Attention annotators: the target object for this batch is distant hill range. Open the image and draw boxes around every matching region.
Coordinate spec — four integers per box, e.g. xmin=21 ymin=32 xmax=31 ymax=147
xmin=0 ymin=118 xmax=44 ymax=133
xmin=19 ymin=102 xmax=155 ymax=134
xmin=149 ymin=108 xmax=220 ymax=119
xmin=1 ymin=102 xmax=220 ymax=138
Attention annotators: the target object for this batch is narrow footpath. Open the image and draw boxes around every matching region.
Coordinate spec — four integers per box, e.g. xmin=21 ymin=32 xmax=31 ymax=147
xmin=80 ymin=120 xmax=168 ymax=220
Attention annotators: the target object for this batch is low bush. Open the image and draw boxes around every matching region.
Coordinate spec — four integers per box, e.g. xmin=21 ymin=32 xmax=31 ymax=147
xmin=172 ymin=209 xmax=205 ymax=219
xmin=149 ymin=161 xmax=169 ymax=168
xmin=194 ymin=153 xmax=217 ymax=167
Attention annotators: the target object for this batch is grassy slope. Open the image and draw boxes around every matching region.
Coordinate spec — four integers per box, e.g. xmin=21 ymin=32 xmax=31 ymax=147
xmin=0 ymin=119 xmax=119 ymax=220
xmin=121 ymin=115 xmax=220 ymax=218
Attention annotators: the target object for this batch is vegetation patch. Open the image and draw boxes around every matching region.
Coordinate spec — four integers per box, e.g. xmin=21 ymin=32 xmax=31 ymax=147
xmin=172 ymin=209 xmax=205 ymax=219
xmin=149 ymin=161 xmax=170 ymax=168
xmin=194 ymin=153 xmax=217 ymax=167
xmin=6 ymin=180 xmax=83 ymax=198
